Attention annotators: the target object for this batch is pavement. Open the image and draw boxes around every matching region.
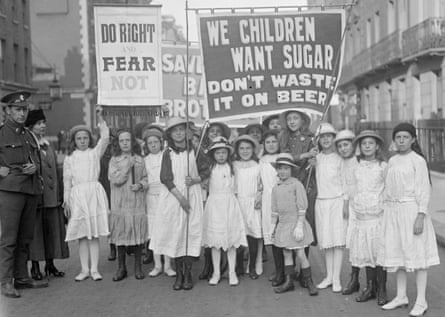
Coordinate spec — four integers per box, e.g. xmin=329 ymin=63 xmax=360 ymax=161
xmin=430 ymin=171 xmax=445 ymax=247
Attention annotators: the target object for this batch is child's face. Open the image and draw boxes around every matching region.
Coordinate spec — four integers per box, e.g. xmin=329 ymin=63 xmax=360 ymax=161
xmin=146 ymin=136 xmax=161 ymax=154
xmin=214 ymin=148 xmax=229 ymax=164
xmin=394 ymin=131 xmax=414 ymax=153
xmin=208 ymin=125 xmax=223 ymax=141
xmin=248 ymin=127 xmax=262 ymax=143
xmin=286 ymin=112 xmax=304 ymax=132
xmin=171 ymin=124 xmax=186 ymax=144
xmin=336 ymin=140 xmax=354 ymax=158
xmin=277 ymin=164 xmax=292 ymax=180
xmin=118 ymin=132 xmax=132 ymax=154
xmin=319 ymin=133 xmax=335 ymax=150
xmin=268 ymin=119 xmax=281 ymax=131
xmin=238 ymin=141 xmax=254 ymax=161
xmin=74 ymin=131 xmax=90 ymax=151
xmin=360 ymin=137 xmax=379 ymax=158
xmin=264 ymin=135 xmax=279 ymax=155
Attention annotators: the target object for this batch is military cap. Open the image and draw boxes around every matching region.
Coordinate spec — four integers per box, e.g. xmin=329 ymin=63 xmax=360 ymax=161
xmin=1 ymin=91 xmax=32 ymax=108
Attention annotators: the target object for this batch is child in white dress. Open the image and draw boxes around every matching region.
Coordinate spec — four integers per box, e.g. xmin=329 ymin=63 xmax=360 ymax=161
xmin=349 ymin=130 xmax=387 ymax=306
xmin=334 ymin=130 xmax=361 ymax=296
xmin=143 ymin=128 xmax=176 ymax=278
xmin=233 ymin=135 xmax=263 ymax=279
xmin=380 ymin=123 xmax=440 ymax=316
xmin=63 ymin=115 xmax=109 ymax=281
xmin=202 ymin=137 xmax=247 ymax=286
xmin=314 ymin=123 xmax=347 ymax=293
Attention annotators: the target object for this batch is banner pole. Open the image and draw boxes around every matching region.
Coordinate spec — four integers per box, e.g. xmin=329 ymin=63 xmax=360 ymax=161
xmin=185 ymin=0 xmax=190 ymax=258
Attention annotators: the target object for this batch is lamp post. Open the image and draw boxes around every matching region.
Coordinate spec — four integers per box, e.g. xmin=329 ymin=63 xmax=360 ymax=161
xmin=48 ymin=68 xmax=62 ymax=101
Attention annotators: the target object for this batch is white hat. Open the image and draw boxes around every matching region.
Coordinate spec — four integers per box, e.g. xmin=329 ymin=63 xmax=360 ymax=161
xmin=207 ymin=136 xmax=233 ymax=155
xmin=335 ymin=129 xmax=355 ymax=143
xmin=275 ymin=153 xmax=298 ymax=168
xmin=315 ymin=122 xmax=336 ymax=138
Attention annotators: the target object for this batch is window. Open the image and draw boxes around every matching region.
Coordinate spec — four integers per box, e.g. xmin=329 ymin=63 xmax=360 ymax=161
xmin=366 ymin=18 xmax=372 ymax=47
xmin=22 ymin=0 xmax=27 ymax=23
xmin=24 ymin=47 xmax=29 ymax=84
xmin=387 ymin=1 xmax=396 ymax=34
xmin=374 ymin=11 xmax=380 ymax=43
xmin=13 ymin=43 xmax=19 ymax=82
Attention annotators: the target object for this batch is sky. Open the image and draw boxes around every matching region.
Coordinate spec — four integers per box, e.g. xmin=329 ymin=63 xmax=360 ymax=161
xmin=156 ymin=0 xmax=308 ymax=41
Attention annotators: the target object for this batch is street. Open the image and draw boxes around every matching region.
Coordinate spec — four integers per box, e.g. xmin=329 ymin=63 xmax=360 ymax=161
xmin=1 ymin=242 xmax=444 ymax=317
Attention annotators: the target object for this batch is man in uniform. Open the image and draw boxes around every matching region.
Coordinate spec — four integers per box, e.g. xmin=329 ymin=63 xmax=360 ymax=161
xmin=0 ymin=91 xmax=48 ymax=298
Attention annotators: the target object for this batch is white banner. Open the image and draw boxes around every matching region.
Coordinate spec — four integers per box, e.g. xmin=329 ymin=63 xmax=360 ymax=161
xmin=94 ymin=5 xmax=163 ymax=106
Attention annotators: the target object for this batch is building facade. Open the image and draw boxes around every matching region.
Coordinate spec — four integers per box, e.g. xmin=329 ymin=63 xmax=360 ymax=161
xmin=309 ymin=0 xmax=445 ymax=167
xmin=0 ymin=0 xmax=34 ymax=122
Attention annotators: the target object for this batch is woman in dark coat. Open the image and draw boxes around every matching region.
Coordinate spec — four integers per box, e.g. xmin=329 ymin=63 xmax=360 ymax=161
xmin=27 ymin=110 xmax=69 ymax=279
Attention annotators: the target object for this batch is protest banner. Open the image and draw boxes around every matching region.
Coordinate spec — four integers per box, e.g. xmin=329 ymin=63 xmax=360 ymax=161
xmin=162 ymin=44 xmax=208 ymax=124
xmin=94 ymin=5 xmax=163 ymax=106
xmin=198 ymin=11 xmax=345 ymax=120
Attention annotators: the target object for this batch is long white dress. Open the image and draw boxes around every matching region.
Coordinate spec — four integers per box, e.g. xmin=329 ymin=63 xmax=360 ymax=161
xmin=342 ymin=156 xmax=359 ymax=248
xmin=378 ymin=151 xmax=440 ymax=272
xmin=63 ymin=128 xmax=110 ymax=241
xmin=315 ymin=152 xmax=347 ymax=249
xmin=260 ymin=154 xmax=279 ymax=245
xmin=349 ymin=160 xmax=386 ymax=268
xmin=234 ymin=161 xmax=262 ymax=238
xmin=202 ymin=164 xmax=247 ymax=250
xmin=144 ymin=151 xmax=163 ymax=240
xmin=150 ymin=149 xmax=203 ymax=258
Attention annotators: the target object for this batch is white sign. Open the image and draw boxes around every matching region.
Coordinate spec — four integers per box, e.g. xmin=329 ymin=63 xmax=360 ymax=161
xmin=94 ymin=5 xmax=163 ymax=106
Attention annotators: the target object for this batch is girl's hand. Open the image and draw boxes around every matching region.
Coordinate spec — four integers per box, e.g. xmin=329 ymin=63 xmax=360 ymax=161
xmin=62 ymin=201 xmax=71 ymax=219
xmin=129 ymin=183 xmax=142 ymax=192
xmin=413 ymin=213 xmax=425 ymax=235
xmin=293 ymin=222 xmax=304 ymax=242
xmin=185 ymin=176 xmax=194 ymax=187
xmin=308 ymin=157 xmax=317 ymax=168
xmin=343 ymin=201 xmax=349 ymax=220
xmin=0 ymin=166 xmax=10 ymax=177
xmin=179 ymin=196 xmax=191 ymax=213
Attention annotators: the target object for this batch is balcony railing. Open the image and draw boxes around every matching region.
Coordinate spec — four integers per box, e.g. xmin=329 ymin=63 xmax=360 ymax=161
xmin=402 ymin=17 xmax=445 ymax=60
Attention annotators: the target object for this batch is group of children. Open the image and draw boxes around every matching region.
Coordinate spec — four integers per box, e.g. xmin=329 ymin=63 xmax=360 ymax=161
xmin=62 ymin=109 xmax=440 ymax=317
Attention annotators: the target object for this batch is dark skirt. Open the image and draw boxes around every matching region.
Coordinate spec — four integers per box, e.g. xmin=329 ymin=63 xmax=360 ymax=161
xmin=29 ymin=206 xmax=69 ymax=261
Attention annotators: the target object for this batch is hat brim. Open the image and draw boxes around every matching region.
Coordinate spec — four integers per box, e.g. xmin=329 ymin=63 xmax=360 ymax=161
xmin=274 ymin=161 xmax=298 ymax=168
xmin=353 ymin=133 xmax=384 ymax=146
xmin=233 ymin=135 xmax=259 ymax=152
xmin=207 ymin=144 xmax=234 ymax=156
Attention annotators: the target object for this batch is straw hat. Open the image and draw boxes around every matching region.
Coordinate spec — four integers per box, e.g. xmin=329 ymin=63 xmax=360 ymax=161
xmin=315 ymin=122 xmax=336 ymax=138
xmin=335 ymin=129 xmax=355 ymax=143
xmin=70 ymin=124 xmax=92 ymax=137
xmin=353 ymin=130 xmax=384 ymax=145
xmin=165 ymin=117 xmax=187 ymax=133
xmin=233 ymin=134 xmax=259 ymax=152
xmin=142 ymin=128 xmax=163 ymax=141
xmin=280 ymin=109 xmax=311 ymax=126
xmin=275 ymin=153 xmax=298 ymax=168
xmin=207 ymin=136 xmax=233 ymax=155
xmin=241 ymin=123 xmax=264 ymax=136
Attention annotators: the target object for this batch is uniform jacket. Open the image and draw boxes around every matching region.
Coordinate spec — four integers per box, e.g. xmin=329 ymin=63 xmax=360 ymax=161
xmin=0 ymin=119 xmax=43 ymax=195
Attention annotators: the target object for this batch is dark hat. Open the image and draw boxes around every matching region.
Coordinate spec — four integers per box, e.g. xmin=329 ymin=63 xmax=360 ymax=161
xmin=392 ymin=122 xmax=417 ymax=139
xmin=241 ymin=123 xmax=264 ymax=136
xmin=142 ymin=128 xmax=163 ymax=141
xmin=263 ymin=129 xmax=280 ymax=141
xmin=209 ymin=122 xmax=231 ymax=139
xmin=1 ymin=91 xmax=31 ymax=108
xmin=280 ymin=109 xmax=311 ymax=126
xmin=262 ymin=114 xmax=280 ymax=129
xmin=134 ymin=122 xmax=149 ymax=139
xmin=25 ymin=109 xmax=46 ymax=127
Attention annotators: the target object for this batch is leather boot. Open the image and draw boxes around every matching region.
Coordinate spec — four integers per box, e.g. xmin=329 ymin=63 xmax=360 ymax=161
xmin=299 ymin=247 xmax=310 ymax=288
xmin=108 ymin=244 xmax=116 ymax=261
xmin=235 ymin=247 xmax=245 ymax=276
xmin=376 ymin=266 xmax=388 ymax=306
xmin=199 ymin=247 xmax=213 ymax=280
xmin=342 ymin=266 xmax=360 ymax=295
xmin=356 ymin=267 xmax=376 ymax=302
xmin=271 ymin=246 xmax=285 ymax=287
xmin=112 ymin=246 xmax=127 ymax=282
xmin=173 ymin=257 xmax=184 ymax=290
xmin=183 ymin=256 xmax=194 ymax=290
xmin=274 ymin=265 xmax=295 ymax=294
xmin=301 ymin=267 xmax=318 ymax=296
xmin=44 ymin=259 xmax=65 ymax=277
xmin=30 ymin=261 xmax=43 ymax=280
xmin=247 ymin=236 xmax=259 ymax=280
xmin=134 ymin=245 xmax=145 ymax=280
xmin=142 ymin=241 xmax=153 ymax=264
